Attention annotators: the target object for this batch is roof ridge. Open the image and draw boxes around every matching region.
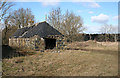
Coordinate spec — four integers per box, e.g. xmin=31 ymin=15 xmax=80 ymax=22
xmin=35 ymin=21 xmax=47 ymax=26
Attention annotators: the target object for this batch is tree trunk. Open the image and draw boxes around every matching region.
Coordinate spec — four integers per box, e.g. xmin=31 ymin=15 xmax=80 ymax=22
xmin=3 ymin=24 xmax=8 ymax=45
xmin=105 ymin=34 xmax=107 ymax=42
xmin=89 ymin=34 xmax=91 ymax=40
xmin=114 ymin=34 xmax=117 ymax=42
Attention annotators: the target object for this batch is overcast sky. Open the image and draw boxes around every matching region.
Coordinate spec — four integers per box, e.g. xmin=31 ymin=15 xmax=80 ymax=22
xmin=2 ymin=1 xmax=119 ymax=33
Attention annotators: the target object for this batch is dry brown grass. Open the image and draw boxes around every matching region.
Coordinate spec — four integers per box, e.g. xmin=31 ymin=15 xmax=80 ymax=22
xmin=0 ymin=61 xmax=2 ymax=73
xmin=2 ymin=41 xmax=118 ymax=76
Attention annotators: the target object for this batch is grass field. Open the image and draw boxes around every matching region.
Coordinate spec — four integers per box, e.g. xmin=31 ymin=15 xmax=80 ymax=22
xmin=2 ymin=41 xmax=118 ymax=76
xmin=0 ymin=61 xmax=2 ymax=76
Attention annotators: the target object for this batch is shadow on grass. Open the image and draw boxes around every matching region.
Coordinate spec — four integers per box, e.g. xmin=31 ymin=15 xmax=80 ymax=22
xmin=2 ymin=45 xmax=35 ymax=59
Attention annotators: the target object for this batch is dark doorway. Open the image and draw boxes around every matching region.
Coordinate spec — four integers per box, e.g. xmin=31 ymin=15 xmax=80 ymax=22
xmin=44 ymin=38 xmax=56 ymax=49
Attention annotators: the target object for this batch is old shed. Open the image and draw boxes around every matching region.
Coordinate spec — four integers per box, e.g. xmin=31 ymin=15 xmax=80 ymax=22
xmin=9 ymin=21 xmax=65 ymax=50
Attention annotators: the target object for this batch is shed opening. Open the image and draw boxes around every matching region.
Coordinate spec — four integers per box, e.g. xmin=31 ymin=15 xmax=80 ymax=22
xmin=44 ymin=38 xmax=56 ymax=49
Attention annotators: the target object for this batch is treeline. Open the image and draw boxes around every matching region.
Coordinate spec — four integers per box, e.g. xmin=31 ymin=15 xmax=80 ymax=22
xmin=47 ymin=8 xmax=118 ymax=42
xmin=67 ymin=33 xmax=120 ymax=42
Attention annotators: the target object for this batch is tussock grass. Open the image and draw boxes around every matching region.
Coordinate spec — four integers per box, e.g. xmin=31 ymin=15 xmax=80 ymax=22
xmin=2 ymin=41 xmax=118 ymax=76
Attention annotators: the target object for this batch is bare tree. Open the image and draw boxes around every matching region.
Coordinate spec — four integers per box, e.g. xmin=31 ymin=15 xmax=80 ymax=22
xmin=47 ymin=7 xmax=62 ymax=32
xmin=0 ymin=0 xmax=14 ymax=21
xmin=2 ymin=15 xmax=10 ymax=44
xmin=0 ymin=24 xmax=2 ymax=45
xmin=100 ymin=24 xmax=118 ymax=42
xmin=0 ymin=0 xmax=14 ymax=42
xmin=48 ymin=8 xmax=84 ymax=41
xmin=100 ymin=24 xmax=113 ymax=34
xmin=100 ymin=24 xmax=112 ymax=42
xmin=61 ymin=10 xmax=84 ymax=41
xmin=2 ymin=8 xmax=35 ymax=44
xmin=8 ymin=8 xmax=35 ymax=28
xmin=111 ymin=26 xmax=118 ymax=42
